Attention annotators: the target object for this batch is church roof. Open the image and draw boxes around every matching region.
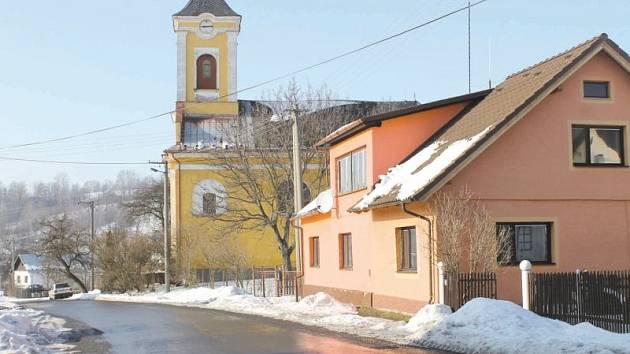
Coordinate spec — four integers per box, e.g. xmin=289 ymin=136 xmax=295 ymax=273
xmin=174 ymin=0 xmax=241 ymax=17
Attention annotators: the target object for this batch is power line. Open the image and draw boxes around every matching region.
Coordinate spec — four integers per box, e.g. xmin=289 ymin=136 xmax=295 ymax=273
xmin=0 ymin=0 xmax=488 ymax=153
xmin=0 ymin=111 xmax=173 ymax=151
xmin=0 ymin=156 xmax=151 ymax=165
xmin=232 ymin=0 xmax=488 ymax=99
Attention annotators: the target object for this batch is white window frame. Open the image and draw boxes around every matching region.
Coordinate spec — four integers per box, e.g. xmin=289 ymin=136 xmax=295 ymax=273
xmin=338 ymin=148 xmax=366 ymax=194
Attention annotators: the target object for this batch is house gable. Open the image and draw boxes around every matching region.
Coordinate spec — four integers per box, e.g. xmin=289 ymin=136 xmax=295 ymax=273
xmin=352 ymin=34 xmax=630 ymax=212
xmin=449 ymin=50 xmax=630 ymax=200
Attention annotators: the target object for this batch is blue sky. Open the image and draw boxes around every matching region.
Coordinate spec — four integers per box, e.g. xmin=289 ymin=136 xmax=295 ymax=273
xmin=0 ymin=0 xmax=628 ymax=184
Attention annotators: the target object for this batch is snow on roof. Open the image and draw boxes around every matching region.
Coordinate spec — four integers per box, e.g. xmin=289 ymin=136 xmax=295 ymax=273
xmin=352 ymin=127 xmax=490 ymax=211
xmin=297 ymin=189 xmax=333 ymax=218
xmin=351 ymin=34 xmax=624 ymax=211
xmin=16 ymin=254 xmax=43 ymax=271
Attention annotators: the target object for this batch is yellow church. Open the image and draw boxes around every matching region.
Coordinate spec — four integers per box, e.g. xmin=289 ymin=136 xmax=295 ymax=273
xmin=163 ymin=0 xmax=417 ymax=282
xmin=163 ymin=0 xmax=286 ymax=278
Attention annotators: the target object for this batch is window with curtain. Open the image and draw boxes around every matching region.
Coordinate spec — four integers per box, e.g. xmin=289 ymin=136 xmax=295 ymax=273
xmin=572 ymin=125 xmax=624 ymax=166
xmin=338 ymin=149 xmax=366 ymax=194
xmin=398 ymin=227 xmax=417 ymax=272
xmin=310 ymin=237 xmax=320 ymax=267
xmin=497 ymin=222 xmax=552 ymax=264
xmin=339 ymin=233 xmax=353 ymax=269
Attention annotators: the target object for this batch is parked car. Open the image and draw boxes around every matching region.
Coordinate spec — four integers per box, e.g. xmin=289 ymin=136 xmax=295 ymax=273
xmin=49 ymin=283 xmax=73 ymax=300
xmin=26 ymin=284 xmax=47 ymax=298
xmin=27 ymin=284 xmax=45 ymax=292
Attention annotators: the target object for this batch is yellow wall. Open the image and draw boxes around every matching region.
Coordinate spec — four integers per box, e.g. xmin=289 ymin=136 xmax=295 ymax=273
xmin=166 ymin=157 xmax=285 ymax=267
xmin=183 ymin=27 xmax=238 ymax=116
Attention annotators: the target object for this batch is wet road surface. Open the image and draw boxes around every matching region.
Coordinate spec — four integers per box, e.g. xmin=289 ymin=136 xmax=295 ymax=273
xmin=28 ymin=301 xmax=449 ymax=354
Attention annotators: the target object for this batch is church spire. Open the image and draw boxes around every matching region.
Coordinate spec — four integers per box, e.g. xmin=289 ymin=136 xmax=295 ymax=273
xmin=174 ymin=0 xmax=241 ymax=17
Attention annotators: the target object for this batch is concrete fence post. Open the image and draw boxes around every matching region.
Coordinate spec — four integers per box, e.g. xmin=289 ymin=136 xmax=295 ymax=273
xmin=437 ymin=262 xmax=445 ymax=305
xmin=520 ymin=260 xmax=532 ymax=310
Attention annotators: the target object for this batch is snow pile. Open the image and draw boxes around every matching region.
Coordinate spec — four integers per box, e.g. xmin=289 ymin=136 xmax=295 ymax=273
xmin=67 ymin=289 xmax=102 ymax=301
xmin=404 ymin=304 xmax=451 ymax=332
xmin=276 ymin=292 xmax=356 ymax=317
xmin=93 ymin=287 xmax=630 ymax=353
xmin=297 ymin=189 xmax=333 ymax=217
xmin=0 ymin=302 xmax=73 ymax=353
xmin=354 ymin=127 xmax=491 ymax=210
xmin=410 ymin=298 xmax=630 ymax=354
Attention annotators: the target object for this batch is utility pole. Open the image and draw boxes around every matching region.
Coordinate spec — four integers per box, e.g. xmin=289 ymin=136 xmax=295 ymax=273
xmin=291 ymin=106 xmax=303 ymax=273
xmin=151 ymin=165 xmax=171 ymax=292
xmin=9 ymin=236 xmax=15 ymax=292
xmin=79 ymin=200 xmax=95 ymax=291
xmin=468 ymin=0 xmax=472 ymax=93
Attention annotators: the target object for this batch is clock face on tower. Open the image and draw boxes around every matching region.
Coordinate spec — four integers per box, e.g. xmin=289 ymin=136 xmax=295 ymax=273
xmin=199 ymin=20 xmax=214 ymax=34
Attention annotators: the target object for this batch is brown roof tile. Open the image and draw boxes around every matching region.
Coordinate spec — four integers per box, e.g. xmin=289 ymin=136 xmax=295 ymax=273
xmin=352 ymin=34 xmax=619 ymax=212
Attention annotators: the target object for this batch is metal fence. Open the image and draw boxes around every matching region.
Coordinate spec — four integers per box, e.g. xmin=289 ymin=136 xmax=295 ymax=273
xmin=193 ymin=266 xmax=299 ymax=299
xmin=8 ymin=287 xmax=49 ymax=299
xmin=444 ymin=272 xmax=497 ymax=311
xmin=251 ymin=267 xmax=298 ymax=298
xmin=530 ymin=270 xmax=630 ymax=333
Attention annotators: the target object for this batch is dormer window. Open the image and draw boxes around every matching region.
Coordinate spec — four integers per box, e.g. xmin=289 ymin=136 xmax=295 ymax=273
xmin=197 ymin=55 xmax=217 ymax=90
xmin=583 ymin=81 xmax=610 ymax=98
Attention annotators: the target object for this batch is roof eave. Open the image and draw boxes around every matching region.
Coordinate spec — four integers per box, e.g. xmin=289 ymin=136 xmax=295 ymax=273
xmin=353 ymin=34 xmax=630 ymax=212
xmin=317 ymin=90 xmax=492 ymax=148
xmin=400 ymin=38 xmax=617 ymax=205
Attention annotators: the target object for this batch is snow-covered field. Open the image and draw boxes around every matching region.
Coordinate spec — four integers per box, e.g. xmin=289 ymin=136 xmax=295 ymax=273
xmin=0 ymin=300 xmax=73 ymax=354
xmin=90 ymin=286 xmax=630 ymax=354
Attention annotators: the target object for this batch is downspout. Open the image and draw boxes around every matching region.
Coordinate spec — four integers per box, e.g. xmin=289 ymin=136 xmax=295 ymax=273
xmin=172 ymin=153 xmax=183 ymax=272
xmin=401 ymin=203 xmax=434 ymax=304
xmin=291 ymin=217 xmax=305 ymax=302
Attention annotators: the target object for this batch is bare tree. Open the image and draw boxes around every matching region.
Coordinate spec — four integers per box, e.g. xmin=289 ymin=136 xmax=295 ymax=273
xmin=96 ymin=229 xmax=161 ymax=292
xmin=38 ymin=214 xmax=90 ymax=293
xmin=430 ymin=188 xmax=512 ymax=274
xmin=123 ymin=178 xmax=164 ymax=231
xmin=200 ymin=83 xmax=376 ymax=270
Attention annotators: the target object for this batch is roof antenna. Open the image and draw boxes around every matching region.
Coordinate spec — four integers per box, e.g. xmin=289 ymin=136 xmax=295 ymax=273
xmin=468 ymin=0 xmax=472 ymax=93
xmin=488 ymin=37 xmax=492 ymax=89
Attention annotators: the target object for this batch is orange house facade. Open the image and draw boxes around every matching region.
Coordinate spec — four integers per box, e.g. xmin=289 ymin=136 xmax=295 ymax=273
xmin=298 ymin=34 xmax=630 ymax=314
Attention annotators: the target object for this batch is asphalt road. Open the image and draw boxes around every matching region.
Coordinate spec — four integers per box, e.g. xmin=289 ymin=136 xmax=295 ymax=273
xmin=28 ymin=301 xmax=448 ymax=354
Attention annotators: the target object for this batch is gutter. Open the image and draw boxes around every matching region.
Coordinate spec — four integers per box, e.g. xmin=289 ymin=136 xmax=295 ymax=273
xmin=401 ymin=203 xmax=434 ymax=305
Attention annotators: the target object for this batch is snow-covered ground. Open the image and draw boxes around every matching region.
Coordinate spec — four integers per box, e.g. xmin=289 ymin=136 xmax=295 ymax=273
xmin=89 ymin=286 xmax=630 ymax=354
xmin=0 ymin=300 xmax=74 ymax=354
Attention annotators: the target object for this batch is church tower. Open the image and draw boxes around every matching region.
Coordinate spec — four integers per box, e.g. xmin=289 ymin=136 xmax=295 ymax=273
xmin=172 ymin=0 xmax=241 ymax=146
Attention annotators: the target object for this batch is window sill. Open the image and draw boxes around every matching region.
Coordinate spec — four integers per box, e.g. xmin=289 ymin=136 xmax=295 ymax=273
xmin=573 ymin=163 xmax=627 ymax=168
xmin=338 ymin=187 xmax=368 ymax=198
xmin=500 ymin=262 xmax=556 ymax=267
xmin=583 ymin=96 xmax=612 ymax=100
xmin=195 ymin=89 xmax=220 ymax=100
xmin=339 ymin=268 xmax=353 ymax=271
xmin=397 ymin=269 xmax=418 ymax=274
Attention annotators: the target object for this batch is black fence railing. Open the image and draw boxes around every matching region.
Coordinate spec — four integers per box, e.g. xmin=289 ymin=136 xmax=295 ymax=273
xmin=444 ymin=272 xmax=497 ymax=311
xmin=530 ymin=270 xmax=630 ymax=333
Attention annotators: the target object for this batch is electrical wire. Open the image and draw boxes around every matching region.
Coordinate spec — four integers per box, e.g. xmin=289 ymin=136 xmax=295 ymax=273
xmin=0 ymin=156 xmax=150 ymax=165
xmin=0 ymin=0 xmax=488 ymax=155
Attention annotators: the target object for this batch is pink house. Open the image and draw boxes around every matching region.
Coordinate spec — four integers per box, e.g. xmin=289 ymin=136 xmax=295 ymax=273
xmin=298 ymin=34 xmax=630 ymax=314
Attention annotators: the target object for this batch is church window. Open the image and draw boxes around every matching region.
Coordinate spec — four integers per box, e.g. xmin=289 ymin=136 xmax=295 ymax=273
xmin=197 ymin=55 xmax=217 ymax=90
